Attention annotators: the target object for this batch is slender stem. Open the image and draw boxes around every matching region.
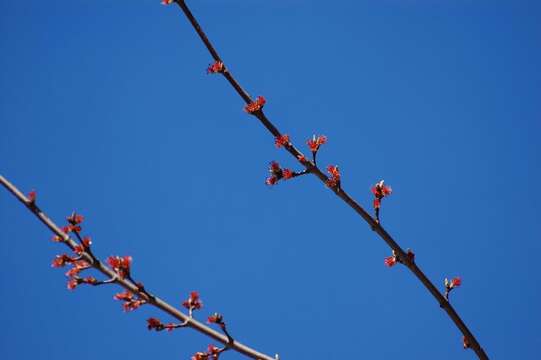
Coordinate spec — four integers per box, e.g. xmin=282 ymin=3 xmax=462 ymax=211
xmin=173 ymin=1 xmax=489 ymax=359
xmin=0 ymin=175 xmax=276 ymax=360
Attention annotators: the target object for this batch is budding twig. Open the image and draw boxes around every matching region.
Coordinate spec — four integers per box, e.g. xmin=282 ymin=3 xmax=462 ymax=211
xmin=0 ymin=175 xmax=276 ymax=360
xmin=170 ymin=1 xmax=489 ymax=358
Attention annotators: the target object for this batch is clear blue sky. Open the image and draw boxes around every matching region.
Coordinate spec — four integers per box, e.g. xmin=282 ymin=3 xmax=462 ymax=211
xmin=1 ymin=1 xmax=540 ymax=359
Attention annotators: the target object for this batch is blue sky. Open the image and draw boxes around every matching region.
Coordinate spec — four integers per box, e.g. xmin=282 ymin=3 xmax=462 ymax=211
xmin=1 ymin=1 xmax=540 ymax=359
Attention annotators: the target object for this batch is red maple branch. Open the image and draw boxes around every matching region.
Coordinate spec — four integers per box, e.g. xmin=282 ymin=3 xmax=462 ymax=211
xmin=169 ymin=1 xmax=489 ymax=359
xmin=0 ymin=175 xmax=277 ymax=360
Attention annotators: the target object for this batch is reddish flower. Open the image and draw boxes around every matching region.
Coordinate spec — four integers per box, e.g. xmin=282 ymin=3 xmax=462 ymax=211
xmin=371 ymin=180 xmax=392 ymax=199
xmin=182 ymin=291 xmax=202 ymax=311
xmin=275 ymin=134 xmax=290 ymax=148
xmin=207 ymin=61 xmax=224 ymax=74
xmin=52 ymin=254 xmax=75 ymax=268
xmin=65 ymin=260 xmax=90 ymax=277
xmin=74 ymin=236 xmax=92 ymax=254
xmin=27 ymin=190 xmax=36 ymax=204
xmin=123 ymin=299 xmax=146 ymax=312
xmin=463 ymin=336 xmax=471 ymax=349
xmin=282 ymin=169 xmax=294 ymax=179
xmin=297 ymin=154 xmax=306 ymax=163
xmin=67 ymin=212 xmax=84 ymax=225
xmin=307 ymin=135 xmax=327 ymax=153
xmin=192 ymin=352 xmax=209 ymax=360
xmin=164 ymin=323 xmax=177 ymax=332
xmin=147 ymin=317 xmax=163 ymax=330
xmin=82 ymin=276 xmax=97 ymax=285
xmin=207 ymin=312 xmax=224 ymax=325
xmin=265 ymin=161 xmax=284 ymax=186
xmin=208 ymin=345 xmax=221 ymax=359
xmin=107 ymin=255 xmax=132 ymax=278
xmin=450 ymin=277 xmax=461 ymax=288
xmin=244 ymin=96 xmax=266 ymax=114
xmin=265 ymin=176 xmax=278 ymax=186
xmin=161 ymin=0 xmax=175 ymax=5
xmin=325 ymin=165 xmax=341 ymax=188
xmin=384 ymin=255 xmax=397 ymax=267
xmin=67 ymin=278 xmax=79 ymax=290
xmin=373 ymin=198 xmax=381 ymax=209
xmin=327 ymin=165 xmax=340 ymax=179
xmin=114 ymin=290 xmax=134 ymax=302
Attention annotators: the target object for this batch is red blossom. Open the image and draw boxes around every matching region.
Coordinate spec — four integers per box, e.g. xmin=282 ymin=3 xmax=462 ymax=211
xmin=307 ymin=135 xmax=327 ymax=153
xmin=265 ymin=176 xmax=278 ymax=186
xmin=325 ymin=165 xmax=341 ymax=188
xmin=114 ymin=290 xmax=134 ymax=302
xmin=67 ymin=212 xmax=84 ymax=225
xmin=182 ymin=291 xmax=202 ymax=311
xmin=74 ymin=236 xmax=92 ymax=254
xmin=297 ymin=154 xmax=306 ymax=163
xmin=207 ymin=312 xmax=224 ymax=325
xmin=208 ymin=344 xmax=221 ymax=359
xmin=114 ymin=290 xmax=146 ymax=311
xmin=373 ymin=198 xmax=381 ymax=209
xmin=384 ymin=255 xmax=397 ymax=267
xmin=371 ymin=180 xmax=392 ymax=199
xmin=192 ymin=352 xmax=209 ymax=360
xmin=207 ymin=61 xmax=224 ymax=74
xmin=265 ymin=161 xmax=284 ymax=186
xmin=275 ymin=134 xmax=290 ymax=148
xmin=82 ymin=276 xmax=97 ymax=285
xmin=107 ymin=255 xmax=132 ymax=278
xmin=147 ymin=317 xmax=163 ymax=330
xmin=450 ymin=277 xmax=461 ymax=288
xmin=27 ymin=190 xmax=36 ymax=204
xmin=67 ymin=278 xmax=79 ymax=290
xmin=161 ymin=0 xmax=174 ymax=5
xmin=282 ymin=169 xmax=294 ymax=179
xmin=65 ymin=260 xmax=90 ymax=277
xmin=244 ymin=96 xmax=266 ymax=114
xmin=123 ymin=299 xmax=146 ymax=312
xmin=51 ymin=254 xmax=75 ymax=268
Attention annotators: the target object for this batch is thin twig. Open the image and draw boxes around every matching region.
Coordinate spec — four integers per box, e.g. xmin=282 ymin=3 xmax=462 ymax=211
xmin=173 ymin=1 xmax=489 ymax=358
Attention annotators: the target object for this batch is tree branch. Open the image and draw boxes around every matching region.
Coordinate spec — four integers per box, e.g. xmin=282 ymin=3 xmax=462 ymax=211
xmin=173 ymin=1 xmax=489 ymax=359
xmin=0 ymin=174 xmax=276 ymax=360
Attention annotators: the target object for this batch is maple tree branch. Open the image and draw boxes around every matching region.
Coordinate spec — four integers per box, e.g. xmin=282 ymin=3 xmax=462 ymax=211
xmin=173 ymin=1 xmax=489 ymax=359
xmin=0 ymin=174 xmax=276 ymax=360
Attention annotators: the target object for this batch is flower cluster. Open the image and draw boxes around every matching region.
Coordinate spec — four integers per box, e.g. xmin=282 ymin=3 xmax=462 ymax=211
xmin=444 ymin=276 xmax=462 ymax=300
xmin=51 ymin=254 xmax=76 ymax=268
xmin=114 ymin=290 xmax=146 ymax=311
xmin=107 ymin=255 xmax=132 ymax=279
xmin=325 ymin=165 xmax=341 ymax=188
xmin=208 ymin=312 xmax=226 ymax=330
xmin=244 ymin=96 xmax=266 ymax=114
xmin=147 ymin=317 xmax=178 ymax=332
xmin=182 ymin=291 xmax=203 ymax=312
xmin=307 ymin=135 xmax=327 ymax=153
xmin=207 ymin=61 xmax=224 ymax=74
xmin=274 ymin=134 xmax=290 ymax=148
xmin=67 ymin=276 xmax=97 ymax=290
xmin=74 ymin=236 xmax=92 ymax=255
xmin=384 ymin=248 xmax=415 ymax=268
xmin=265 ymin=161 xmax=294 ymax=186
xmin=191 ymin=345 xmax=223 ymax=360
xmin=371 ymin=180 xmax=392 ymax=223
xmin=65 ymin=260 xmax=91 ymax=277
